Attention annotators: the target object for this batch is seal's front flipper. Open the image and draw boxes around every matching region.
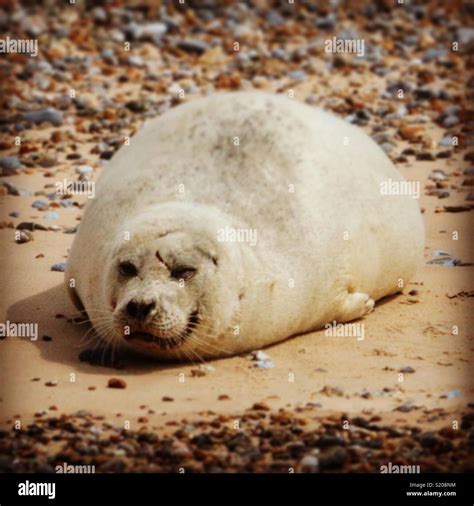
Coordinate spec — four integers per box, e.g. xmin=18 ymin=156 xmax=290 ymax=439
xmin=337 ymin=292 xmax=374 ymax=323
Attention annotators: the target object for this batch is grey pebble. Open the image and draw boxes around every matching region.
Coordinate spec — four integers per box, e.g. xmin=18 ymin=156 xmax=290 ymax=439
xmin=0 ymin=156 xmax=23 ymax=176
xmin=51 ymin=262 xmax=67 ymax=272
xmin=43 ymin=211 xmax=59 ymax=220
xmin=24 ymin=107 xmax=63 ymax=126
xmin=443 ymin=115 xmax=459 ymax=128
xmin=32 ymin=200 xmax=49 ymax=210
xmin=438 ymin=136 xmax=454 ymax=147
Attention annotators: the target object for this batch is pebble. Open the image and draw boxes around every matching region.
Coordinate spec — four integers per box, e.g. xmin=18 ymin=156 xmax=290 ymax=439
xmin=51 ymin=262 xmax=67 ymax=272
xmin=24 ymin=108 xmax=63 ymax=126
xmin=399 ymin=366 xmax=415 ymax=373
xmin=254 ymin=360 xmax=274 ymax=369
xmin=394 ymin=402 xmax=417 ymax=412
xmin=288 ymin=70 xmax=307 ymax=80
xmin=43 ymin=212 xmax=59 ymax=220
xmin=447 ymin=389 xmax=461 ymax=399
xmin=319 ymin=446 xmax=348 ymax=470
xmin=32 ymin=200 xmax=49 ymax=210
xmin=16 ymin=230 xmax=33 ymax=244
xmin=17 ymin=222 xmax=48 ymax=231
xmin=177 ymin=39 xmax=210 ymax=54
xmin=124 ymin=22 xmax=167 ymax=42
xmin=76 ymin=165 xmax=94 ymax=175
xmin=442 ymin=115 xmax=459 ymax=128
xmin=251 ymin=350 xmax=270 ymax=361
xmin=300 ymin=455 xmax=319 ymax=472
xmin=107 ymin=378 xmax=127 ymax=389
xmin=0 ymin=156 xmax=23 ymax=176
xmin=416 ymin=152 xmax=435 ymax=161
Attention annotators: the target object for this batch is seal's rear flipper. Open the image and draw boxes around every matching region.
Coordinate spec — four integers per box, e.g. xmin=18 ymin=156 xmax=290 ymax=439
xmin=337 ymin=292 xmax=374 ymax=323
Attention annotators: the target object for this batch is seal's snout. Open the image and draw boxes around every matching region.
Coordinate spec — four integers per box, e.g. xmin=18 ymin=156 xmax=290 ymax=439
xmin=125 ymin=299 xmax=156 ymax=320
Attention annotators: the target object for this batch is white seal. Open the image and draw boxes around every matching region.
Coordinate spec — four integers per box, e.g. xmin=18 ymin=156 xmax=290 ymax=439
xmin=66 ymin=92 xmax=424 ymax=360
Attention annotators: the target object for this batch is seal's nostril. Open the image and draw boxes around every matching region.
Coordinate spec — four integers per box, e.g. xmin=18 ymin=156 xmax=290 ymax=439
xmin=126 ymin=300 xmax=138 ymax=318
xmin=141 ymin=301 xmax=156 ymax=318
xmin=126 ymin=300 xmax=155 ymax=320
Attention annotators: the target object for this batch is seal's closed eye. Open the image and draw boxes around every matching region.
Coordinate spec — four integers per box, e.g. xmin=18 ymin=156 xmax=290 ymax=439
xmin=171 ymin=266 xmax=197 ymax=280
xmin=118 ymin=261 xmax=138 ymax=277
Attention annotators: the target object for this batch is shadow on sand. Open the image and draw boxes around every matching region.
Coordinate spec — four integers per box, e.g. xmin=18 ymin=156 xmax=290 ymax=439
xmin=6 ymin=283 xmax=184 ymax=376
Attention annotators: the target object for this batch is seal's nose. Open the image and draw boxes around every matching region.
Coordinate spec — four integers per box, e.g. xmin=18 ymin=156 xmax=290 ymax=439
xmin=126 ymin=300 xmax=156 ymax=320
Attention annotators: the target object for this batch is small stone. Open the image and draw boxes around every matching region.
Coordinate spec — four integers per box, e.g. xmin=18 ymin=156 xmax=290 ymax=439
xmin=43 ymin=212 xmax=59 ymax=220
xmin=198 ymin=364 xmax=215 ymax=374
xmin=447 ymin=389 xmax=461 ymax=399
xmin=442 ymin=115 xmax=459 ymax=128
xmin=300 ymin=455 xmax=319 ymax=472
xmin=252 ymin=402 xmax=270 ymax=411
xmin=76 ymin=165 xmax=93 ymax=175
xmin=51 ymin=262 xmax=67 ymax=272
xmin=254 ymin=360 xmax=274 ymax=369
xmin=394 ymin=402 xmax=417 ymax=412
xmin=319 ymin=447 xmax=348 ymax=470
xmin=288 ymin=70 xmax=307 ymax=80
xmin=45 ymin=380 xmax=58 ymax=387
xmin=24 ymin=108 xmax=63 ymax=126
xmin=177 ymin=39 xmax=209 ymax=54
xmin=9 ymin=212 xmax=20 ymax=218
xmin=16 ymin=230 xmax=33 ymax=244
xmin=16 ymin=221 xmax=48 ymax=232
xmin=444 ymin=205 xmax=471 ymax=213
xmin=0 ymin=156 xmax=23 ymax=175
xmin=162 ymin=396 xmax=174 ymax=402
xmin=251 ymin=350 xmax=270 ymax=361
xmin=107 ymin=378 xmax=127 ymax=389
xmin=399 ymin=366 xmax=415 ymax=373
xmin=438 ymin=136 xmax=454 ymax=147
xmin=32 ymin=200 xmax=49 ymax=210
xmin=126 ymin=22 xmax=167 ymax=42
xmin=416 ymin=152 xmax=435 ymax=161
xmin=399 ymin=125 xmax=424 ymax=142
xmin=464 ymin=152 xmax=474 ymax=162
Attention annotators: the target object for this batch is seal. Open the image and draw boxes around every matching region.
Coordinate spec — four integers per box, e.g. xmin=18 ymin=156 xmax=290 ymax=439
xmin=65 ymin=92 xmax=424 ymax=360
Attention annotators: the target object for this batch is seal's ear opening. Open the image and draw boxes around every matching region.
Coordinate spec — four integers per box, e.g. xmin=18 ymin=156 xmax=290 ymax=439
xmin=67 ymin=284 xmax=85 ymax=312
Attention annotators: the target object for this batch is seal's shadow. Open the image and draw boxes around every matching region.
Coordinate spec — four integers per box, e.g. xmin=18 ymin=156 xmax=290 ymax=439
xmin=6 ymin=283 xmax=180 ymax=375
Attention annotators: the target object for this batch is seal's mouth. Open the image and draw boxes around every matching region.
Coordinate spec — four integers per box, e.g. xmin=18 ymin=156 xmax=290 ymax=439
xmin=125 ymin=310 xmax=199 ymax=350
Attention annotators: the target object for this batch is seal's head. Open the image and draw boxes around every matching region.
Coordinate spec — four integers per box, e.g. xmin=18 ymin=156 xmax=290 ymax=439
xmin=101 ymin=203 xmax=246 ymax=360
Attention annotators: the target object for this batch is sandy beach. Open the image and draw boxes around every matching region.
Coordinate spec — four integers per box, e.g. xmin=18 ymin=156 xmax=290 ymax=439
xmin=0 ymin=0 xmax=473 ymax=473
